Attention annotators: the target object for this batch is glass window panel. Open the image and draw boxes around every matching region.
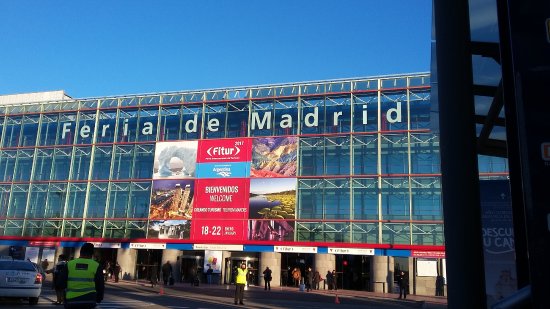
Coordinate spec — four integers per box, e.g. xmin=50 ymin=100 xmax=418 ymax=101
xmin=226 ymin=101 xmax=249 ymax=138
xmin=21 ymin=115 xmax=39 ymax=146
xmin=58 ymin=113 xmax=77 ymax=145
xmin=325 ymin=96 xmax=351 ymax=134
xmin=297 ymin=180 xmax=324 ymax=219
xmin=274 ymin=99 xmax=299 ymax=136
xmin=52 ymin=148 xmax=72 ymax=181
xmin=353 ymin=94 xmax=378 ymax=133
xmin=382 ymin=223 xmax=410 ymax=245
xmin=91 ymin=146 xmax=113 ymax=180
xmin=66 ymin=183 xmax=87 ymax=218
xmin=351 ymin=223 xmax=379 ymax=244
xmin=381 ymin=178 xmax=410 ymax=220
xmin=380 ymin=92 xmax=408 ymax=131
xmin=380 ymin=135 xmax=409 ymax=174
xmin=63 ymin=220 xmax=82 ymax=237
xmin=352 ymin=135 xmax=378 ymax=175
xmin=96 ymin=110 xmax=117 ymax=144
xmin=4 ymin=220 xmax=24 ymax=236
xmin=42 ymin=220 xmax=62 ymax=237
xmin=71 ymin=147 xmax=92 ymax=180
xmin=113 ymin=145 xmax=134 ymax=180
xmin=7 ymin=185 xmax=29 ymax=218
xmin=300 ymin=99 xmax=323 ymax=135
xmin=250 ymin=101 xmax=274 ymax=137
xmin=204 ymin=104 xmax=226 ymax=139
xmin=181 ymin=105 xmax=202 ymax=140
xmin=129 ymin=182 xmax=151 ymax=218
xmin=299 ymin=138 xmax=324 ymax=176
xmin=125 ymin=220 xmax=147 ymax=238
xmin=33 ymin=149 xmax=53 ymax=181
xmin=75 ymin=112 xmax=96 ymax=145
xmin=159 ymin=107 xmax=182 ymax=141
xmin=108 ymin=183 xmax=130 ymax=218
xmin=3 ymin=117 xmax=22 ymax=147
xmin=13 ymin=150 xmax=34 ymax=181
xmin=27 ymin=184 xmax=48 ymax=218
xmin=83 ymin=220 xmax=104 ymax=237
xmin=87 ymin=183 xmax=108 ymax=218
xmin=323 ymin=222 xmax=350 ymax=242
xmin=352 ymin=178 xmax=379 ymax=220
xmin=411 ymin=177 xmax=442 ymax=220
xmin=0 ymin=151 xmax=17 ymax=182
xmin=104 ymin=220 xmax=126 ymax=239
xmin=133 ymin=145 xmax=154 ymax=179
xmin=412 ymin=224 xmax=444 ymax=245
xmin=137 ymin=108 xmax=158 ymax=142
xmin=409 ymin=90 xmax=431 ymax=130
xmin=410 ymin=133 xmax=440 ymax=174
xmin=24 ymin=220 xmax=44 ymax=237
xmin=296 ymin=222 xmax=324 ymax=242
xmin=324 ymin=179 xmax=350 ymax=220
xmin=325 ymin=137 xmax=351 ymax=175
xmin=46 ymin=184 xmax=67 ymax=218
xmin=117 ymin=109 xmax=138 ymax=142
xmin=0 ymin=185 xmax=11 ymax=217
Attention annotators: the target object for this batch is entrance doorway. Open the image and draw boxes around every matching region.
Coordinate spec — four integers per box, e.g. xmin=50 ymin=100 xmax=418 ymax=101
xmin=280 ymin=253 xmax=315 ymax=287
xmin=180 ymin=254 xmax=204 ymax=284
xmin=136 ymin=249 xmax=163 ymax=282
xmin=224 ymin=256 xmax=259 ymax=285
xmin=335 ymin=254 xmax=371 ymax=290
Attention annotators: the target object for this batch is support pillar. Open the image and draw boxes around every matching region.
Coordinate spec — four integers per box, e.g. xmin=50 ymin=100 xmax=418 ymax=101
xmin=116 ymin=248 xmax=137 ymax=280
xmin=260 ymin=252 xmax=281 ymax=288
xmin=315 ymin=254 xmax=336 ymax=290
xmin=370 ymin=255 xmax=394 ymax=293
xmin=161 ymin=249 xmax=180 ymax=283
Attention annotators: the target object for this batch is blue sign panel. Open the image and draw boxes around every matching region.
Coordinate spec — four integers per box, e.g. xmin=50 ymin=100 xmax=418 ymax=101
xmin=196 ymin=162 xmax=251 ymax=178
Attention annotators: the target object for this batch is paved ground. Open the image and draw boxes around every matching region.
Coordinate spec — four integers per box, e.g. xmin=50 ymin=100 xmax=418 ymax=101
xmin=0 ymin=278 xmax=448 ymax=308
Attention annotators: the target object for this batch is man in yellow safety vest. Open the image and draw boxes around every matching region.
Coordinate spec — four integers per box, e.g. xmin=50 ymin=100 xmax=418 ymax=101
xmin=59 ymin=243 xmax=104 ymax=308
xmin=234 ymin=263 xmax=248 ymax=305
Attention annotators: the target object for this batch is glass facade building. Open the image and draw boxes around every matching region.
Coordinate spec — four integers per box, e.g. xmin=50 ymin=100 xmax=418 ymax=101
xmin=0 ymin=73 xmax=507 ymax=252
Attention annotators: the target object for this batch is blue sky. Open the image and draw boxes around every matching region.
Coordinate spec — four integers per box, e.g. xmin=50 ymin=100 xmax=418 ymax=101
xmin=0 ymin=1 xmax=432 ymax=98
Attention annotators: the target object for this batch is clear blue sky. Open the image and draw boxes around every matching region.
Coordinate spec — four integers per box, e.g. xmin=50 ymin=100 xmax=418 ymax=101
xmin=0 ymin=1 xmax=432 ymax=98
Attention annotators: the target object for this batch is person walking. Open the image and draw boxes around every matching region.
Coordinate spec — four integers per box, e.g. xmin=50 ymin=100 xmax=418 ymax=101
xmin=326 ymin=270 xmax=334 ymax=290
xmin=305 ymin=267 xmax=313 ymax=292
xmin=150 ymin=264 xmax=159 ymax=287
xmin=162 ymin=261 xmax=173 ymax=285
xmin=206 ymin=265 xmax=213 ymax=284
xmin=52 ymin=254 xmax=68 ymax=305
xmin=59 ymin=243 xmax=104 ymax=309
xmin=263 ymin=266 xmax=272 ymax=290
xmin=313 ymin=270 xmax=321 ymax=290
xmin=398 ymin=271 xmax=408 ymax=299
xmin=113 ymin=262 xmax=121 ymax=283
xmin=234 ymin=263 xmax=248 ymax=305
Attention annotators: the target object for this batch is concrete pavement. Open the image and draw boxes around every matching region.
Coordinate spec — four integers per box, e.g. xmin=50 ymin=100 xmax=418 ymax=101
xmin=112 ymin=279 xmax=447 ymax=308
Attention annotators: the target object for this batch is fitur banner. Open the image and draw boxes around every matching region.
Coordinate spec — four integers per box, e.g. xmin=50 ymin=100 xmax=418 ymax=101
xmin=147 ymin=137 xmax=298 ymax=243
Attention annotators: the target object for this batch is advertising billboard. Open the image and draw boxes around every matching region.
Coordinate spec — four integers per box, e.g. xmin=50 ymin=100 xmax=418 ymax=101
xmin=148 ymin=137 xmax=299 ymax=242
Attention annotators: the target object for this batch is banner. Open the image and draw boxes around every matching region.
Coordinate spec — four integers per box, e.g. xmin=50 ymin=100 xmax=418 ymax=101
xmin=192 ymin=178 xmax=250 ymax=241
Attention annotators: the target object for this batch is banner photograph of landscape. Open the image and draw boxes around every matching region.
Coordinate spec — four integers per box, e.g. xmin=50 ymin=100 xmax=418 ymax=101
xmin=248 ymin=177 xmax=296 ymax=241
xmin=251 ymin=137 xmax=297 ymax=177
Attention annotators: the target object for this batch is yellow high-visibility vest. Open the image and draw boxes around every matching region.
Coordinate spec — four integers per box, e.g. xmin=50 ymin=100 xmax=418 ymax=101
xmin=65 ymin=258 xmax=99 ymax=300
xmin=236 ymin=268 xmax=248 ymax=284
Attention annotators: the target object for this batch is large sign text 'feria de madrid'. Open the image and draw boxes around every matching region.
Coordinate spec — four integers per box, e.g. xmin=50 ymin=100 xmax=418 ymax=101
xmin=59 ymin=103 xmax=403 ymax=139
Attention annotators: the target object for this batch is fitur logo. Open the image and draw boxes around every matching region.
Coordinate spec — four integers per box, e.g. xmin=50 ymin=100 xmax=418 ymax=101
xmin=206 ymin=146 xmax=241 ymax=157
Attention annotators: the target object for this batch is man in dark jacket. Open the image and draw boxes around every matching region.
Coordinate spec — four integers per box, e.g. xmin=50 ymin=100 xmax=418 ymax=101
xmin=398 ymin=271 xmax=408 ymax=299
xmin=161 ymin=261 xmax=173 ymax=285
xmin=60 ymin=243 xmax=104 ymax=309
